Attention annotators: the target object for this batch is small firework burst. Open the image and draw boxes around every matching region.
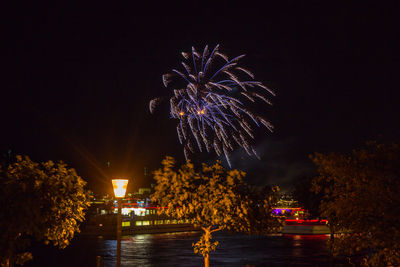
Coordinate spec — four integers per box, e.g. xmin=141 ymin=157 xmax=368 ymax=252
xmin=150 ymin=44 xmax=274 ymax=166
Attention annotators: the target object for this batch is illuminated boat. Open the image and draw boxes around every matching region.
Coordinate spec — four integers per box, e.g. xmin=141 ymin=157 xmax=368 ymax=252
xmin=80 ymin=197 xmax=199 ymax=238
xmin=272 ymin=207 xmax=330 ymax=234
xmin=282 ymin=219 xmax=330 ymax=234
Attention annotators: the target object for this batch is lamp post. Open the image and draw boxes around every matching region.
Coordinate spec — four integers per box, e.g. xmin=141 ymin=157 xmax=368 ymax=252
xmin=112 ymin=179 xmax=129 ymax=267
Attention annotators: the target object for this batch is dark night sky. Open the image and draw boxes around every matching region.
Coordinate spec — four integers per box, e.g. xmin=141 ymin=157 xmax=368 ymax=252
xmin=2 ymin=2 xmax=400 ymax=193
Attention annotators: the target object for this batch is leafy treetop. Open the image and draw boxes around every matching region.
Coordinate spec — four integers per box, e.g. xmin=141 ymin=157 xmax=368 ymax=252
xmin=311 ymin=142 xmax=400 ymax=266
xmin=0 ymin=155 xmax=91 ymax=266
xmin=151 ymin=156 xmax=281 ymax=267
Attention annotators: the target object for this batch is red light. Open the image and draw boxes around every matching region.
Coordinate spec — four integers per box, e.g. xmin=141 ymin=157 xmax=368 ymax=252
xmin=285 ymin=219 xmax=328 ymax=226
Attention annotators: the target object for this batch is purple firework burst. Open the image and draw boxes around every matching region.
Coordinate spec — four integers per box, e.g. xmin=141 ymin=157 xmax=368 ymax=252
xmin=149 ymin=44 xmax=275 ymax=166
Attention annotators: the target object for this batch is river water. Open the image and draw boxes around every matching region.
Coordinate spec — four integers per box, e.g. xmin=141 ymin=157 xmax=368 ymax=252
xmin=26 ymin=232 xmax=346 ymax=266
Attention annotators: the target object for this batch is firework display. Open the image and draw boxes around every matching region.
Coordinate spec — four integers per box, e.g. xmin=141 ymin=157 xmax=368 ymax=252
xmin=150 ymin=44 xmax=274 ymax=166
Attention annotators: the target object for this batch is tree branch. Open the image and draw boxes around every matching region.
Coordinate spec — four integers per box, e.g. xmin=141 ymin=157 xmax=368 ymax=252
xmin=211 ymin=226 xmax=224 ymax=233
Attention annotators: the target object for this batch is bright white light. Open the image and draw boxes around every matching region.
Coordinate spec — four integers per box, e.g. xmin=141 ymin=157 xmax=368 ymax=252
xmin=115 ymin=207 xmax=148 ymax=216
xmin=121 ymin=208 xmax=131 ymax=215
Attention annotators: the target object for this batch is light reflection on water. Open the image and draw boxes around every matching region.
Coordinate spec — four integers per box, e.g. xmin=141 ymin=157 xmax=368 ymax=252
xmin=27 ymin=232 xmax=340 ymax=266
xmin=99 ymin=232 xmax=202 ymax=267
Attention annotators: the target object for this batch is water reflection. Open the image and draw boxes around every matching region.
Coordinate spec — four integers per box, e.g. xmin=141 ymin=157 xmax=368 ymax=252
xmin=123 ymin=234 xmax=153 ymax=266
xmin=26 ymin=232 xmax=335 ymax=266
xmin=98 ymin=232 xmax=201 ymax=267
xmin=287 ymin=234 xmax=330 ymax=266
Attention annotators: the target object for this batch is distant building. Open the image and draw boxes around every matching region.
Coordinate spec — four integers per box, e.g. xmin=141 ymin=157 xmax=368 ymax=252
xmin=138 ymin=188 xmax=151 ymax=195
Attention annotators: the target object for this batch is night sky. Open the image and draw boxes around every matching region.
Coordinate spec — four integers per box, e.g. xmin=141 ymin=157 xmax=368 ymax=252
xmin=2 ymin=2 xmax=400 ymax=193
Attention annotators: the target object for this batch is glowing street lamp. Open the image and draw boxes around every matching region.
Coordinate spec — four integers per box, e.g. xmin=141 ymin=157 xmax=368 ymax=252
xmin=112 ymin=179 xmax=128 ymax=267
xmin=112 ymin=179 xmax=129 ymax=198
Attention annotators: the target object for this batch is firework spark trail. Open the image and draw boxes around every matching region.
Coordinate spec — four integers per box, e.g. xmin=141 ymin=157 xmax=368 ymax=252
xmin=150 ymin=44 xmax=274 ymax=166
